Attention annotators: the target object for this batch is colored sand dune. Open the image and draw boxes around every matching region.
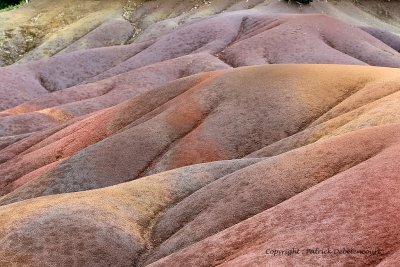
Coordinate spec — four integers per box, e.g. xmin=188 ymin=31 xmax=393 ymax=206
xmin=1 ymin=1 xmax=400 ymax=266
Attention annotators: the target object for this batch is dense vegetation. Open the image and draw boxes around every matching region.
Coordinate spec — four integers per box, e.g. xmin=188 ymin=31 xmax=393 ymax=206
xmin=0 ymin=0 xmax=24 ymax=10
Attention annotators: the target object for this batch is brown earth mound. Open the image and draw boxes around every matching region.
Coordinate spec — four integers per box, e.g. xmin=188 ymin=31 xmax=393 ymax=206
xmin=146 ymin=125 xmax=400 ymax=267
xmin=1 ymin=63 xmax=400 ymax=206
xmin=1 ymin=11 xmax=400 ymax=129
xmin=1 ymin=123 xmax=400 ymax=266
xmin=1 ymin=1 xmax=400 ymax=267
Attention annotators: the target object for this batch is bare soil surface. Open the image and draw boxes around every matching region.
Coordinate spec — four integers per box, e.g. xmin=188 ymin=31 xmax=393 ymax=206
xmin=1 ymin=1 xmax=400 ymax=266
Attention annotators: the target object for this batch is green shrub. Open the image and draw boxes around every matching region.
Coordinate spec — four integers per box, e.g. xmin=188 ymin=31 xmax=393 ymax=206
xmin=0 ymin=0 xmax=24 ymax=11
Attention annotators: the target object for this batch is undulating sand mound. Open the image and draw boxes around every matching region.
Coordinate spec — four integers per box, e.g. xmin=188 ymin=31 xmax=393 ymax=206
xmin=1 ymin=0 xmax=400 ymax=67
xmin=0 ymin=9 xmax=399 ymax=157
xmin=1 ymin=123 xmax=400 ymax=266
xmin=146 ymin=125 xmax=400 ymax=267
xmin=1 ymin=64 xmax=400 ymax=205
xmin=1 ymin=1 xmax=400 ymax=267
xmin=0 ymin=53 xmax=230 ymax=135
xmin=0 ymin=159 xmax=261 ymax=266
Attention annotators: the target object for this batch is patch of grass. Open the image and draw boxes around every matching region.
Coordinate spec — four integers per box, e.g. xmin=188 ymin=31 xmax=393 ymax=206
xmin=0 ymin=0 xmax=25 ymax=12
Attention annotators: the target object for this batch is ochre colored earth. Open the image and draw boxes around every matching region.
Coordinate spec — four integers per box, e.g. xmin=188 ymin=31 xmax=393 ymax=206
xmin=1 ymin=0 xmax=400 ymax=266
